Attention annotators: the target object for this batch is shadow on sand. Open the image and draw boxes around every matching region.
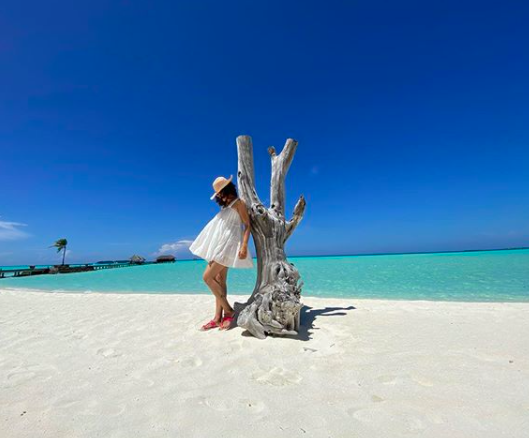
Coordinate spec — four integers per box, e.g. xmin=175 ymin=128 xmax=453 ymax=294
xmin=295 ymin=304 xmax=357 ymax=341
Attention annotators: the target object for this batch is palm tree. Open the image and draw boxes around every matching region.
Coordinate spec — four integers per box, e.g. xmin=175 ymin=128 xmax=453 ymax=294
xmin=50 ymin=238 xmax=68 ymax=265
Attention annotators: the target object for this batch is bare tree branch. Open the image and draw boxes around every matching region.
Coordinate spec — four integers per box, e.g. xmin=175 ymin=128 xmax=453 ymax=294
xmin=236 ymin=135 xmax=261 ymax=206
xmin=270 ymin=138 xmax=298 ymax=217
xmin=285 ymin=195 xmax=306 ymax=241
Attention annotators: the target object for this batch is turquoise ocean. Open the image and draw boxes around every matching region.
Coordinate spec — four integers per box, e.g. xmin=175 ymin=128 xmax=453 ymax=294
xmin=1 ymin=249 xmax=528 ymax=302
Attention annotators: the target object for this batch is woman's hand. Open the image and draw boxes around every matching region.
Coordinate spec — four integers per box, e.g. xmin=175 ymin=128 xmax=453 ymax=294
xmin=238 ymin=245 xmax=248 ymax=259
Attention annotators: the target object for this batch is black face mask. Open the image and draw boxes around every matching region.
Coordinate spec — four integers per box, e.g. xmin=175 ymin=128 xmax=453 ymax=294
xmin=214 ymin=194 xmax=228 ymax=208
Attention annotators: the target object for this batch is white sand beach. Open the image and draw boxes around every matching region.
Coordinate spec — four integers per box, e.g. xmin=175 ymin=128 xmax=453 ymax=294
xmin=1 ymin=288 xmax=528 ymax=438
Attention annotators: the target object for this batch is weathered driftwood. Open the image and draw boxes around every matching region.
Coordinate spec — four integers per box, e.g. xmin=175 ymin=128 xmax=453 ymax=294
xmin=235 ymin=135 xmax=306 ymax=339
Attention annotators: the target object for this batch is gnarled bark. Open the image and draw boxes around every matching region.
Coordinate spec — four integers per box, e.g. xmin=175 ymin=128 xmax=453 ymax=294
xmin=235 ymin=135 xmax=306 ymax=339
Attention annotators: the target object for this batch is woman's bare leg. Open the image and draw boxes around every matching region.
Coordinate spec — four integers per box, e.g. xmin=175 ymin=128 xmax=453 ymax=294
xmin=205 ymin=261 xmax=223 ymax=323
xmin=214 ymin=274 xmax=223 ymax=322
xmin=214 ymin=268 xmax=228 ymax=320
xmin=217 ymin=268 xmax=228 ymax=296
xmin=203 ymin=261 xmax=233 ymax=317
xmin=216 ymin=268 xmax=233 ymax=329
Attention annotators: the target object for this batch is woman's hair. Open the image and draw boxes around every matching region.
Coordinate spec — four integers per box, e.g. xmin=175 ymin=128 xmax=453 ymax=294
xmin=214 ymin=181 xmax=238 ymax=207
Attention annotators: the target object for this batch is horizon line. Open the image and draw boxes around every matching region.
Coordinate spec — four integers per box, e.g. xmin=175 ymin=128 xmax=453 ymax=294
xmin=1 ymin=246 xmax=527 ymax=268
xmin=177 ymin=245 xmax=529 ymax=261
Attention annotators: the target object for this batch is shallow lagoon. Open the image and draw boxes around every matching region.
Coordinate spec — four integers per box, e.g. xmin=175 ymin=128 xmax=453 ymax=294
xmin=2 ymin=250 xmax=528 ymax=302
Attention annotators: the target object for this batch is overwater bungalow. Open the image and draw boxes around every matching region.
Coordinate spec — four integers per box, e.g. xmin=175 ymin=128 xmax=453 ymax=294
xmin=130 ymin=255 xmax=146 ymax=265
xmin=156 ymin=255 xmax=176 ymax=263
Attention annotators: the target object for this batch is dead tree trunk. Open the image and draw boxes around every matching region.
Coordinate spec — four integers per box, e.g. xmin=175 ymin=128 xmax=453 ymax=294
xmin=235 ymin=135 xmax=306 ymax=339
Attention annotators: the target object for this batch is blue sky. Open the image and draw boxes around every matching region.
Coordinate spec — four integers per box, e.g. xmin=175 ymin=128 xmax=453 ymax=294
xmin=1 ymin=0 xmax=528 ymax=265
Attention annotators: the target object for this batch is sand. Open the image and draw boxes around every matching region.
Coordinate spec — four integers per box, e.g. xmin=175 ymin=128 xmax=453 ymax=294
xmin=1 ymin=288 xmax=528 ymax=438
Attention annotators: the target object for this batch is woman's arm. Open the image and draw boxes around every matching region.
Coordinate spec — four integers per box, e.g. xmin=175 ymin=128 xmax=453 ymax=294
xmin=235 ymin=200 xmax=251 ymax=258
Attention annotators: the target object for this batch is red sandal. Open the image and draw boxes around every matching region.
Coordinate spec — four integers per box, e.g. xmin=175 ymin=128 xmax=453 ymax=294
xmin=201 ymin=320 xmax=220 ymax=331
xmin=219 ymin=315 xmax=235 ymax=331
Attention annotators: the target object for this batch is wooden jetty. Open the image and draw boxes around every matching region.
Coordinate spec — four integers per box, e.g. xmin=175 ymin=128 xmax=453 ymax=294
xmin=0 ymin=267 xmax=51 ymax=278
xmin=92 ymin=262 xmax=133 ymax=271
xmin=0 ymin=258 xmax=175 ymax=279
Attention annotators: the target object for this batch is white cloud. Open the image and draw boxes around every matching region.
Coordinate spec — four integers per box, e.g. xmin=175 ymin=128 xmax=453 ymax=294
xmin=310 ymin=165 xmax=319 ymax=175
xmin=0 ymin=218 xmax=30 ymax=241
xmin=155 ymin=239 xmax=194 ymax=256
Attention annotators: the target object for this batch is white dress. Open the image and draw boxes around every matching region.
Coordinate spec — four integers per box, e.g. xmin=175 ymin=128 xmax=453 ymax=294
xmin=189 ymin=197 xmax=254 ymax=268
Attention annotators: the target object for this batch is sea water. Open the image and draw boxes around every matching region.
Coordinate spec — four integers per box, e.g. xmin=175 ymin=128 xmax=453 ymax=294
xmin=1 ymin=249 xmax=528 ymax=302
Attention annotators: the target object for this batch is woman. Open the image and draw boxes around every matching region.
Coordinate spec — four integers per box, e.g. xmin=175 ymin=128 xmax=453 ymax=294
xmin=189 ymin=175 xmax=254 ymax=330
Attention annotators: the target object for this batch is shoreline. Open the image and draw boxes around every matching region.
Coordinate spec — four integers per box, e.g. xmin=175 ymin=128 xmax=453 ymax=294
xmin=2 ymin=286 xmax=529 ymax=304
xmin=1 ymin=289 xmax=528 ymax=437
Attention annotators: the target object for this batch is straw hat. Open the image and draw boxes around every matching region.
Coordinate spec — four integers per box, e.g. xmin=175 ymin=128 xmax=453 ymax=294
xmin=210 ymin=175 xmax=233 ymax=200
